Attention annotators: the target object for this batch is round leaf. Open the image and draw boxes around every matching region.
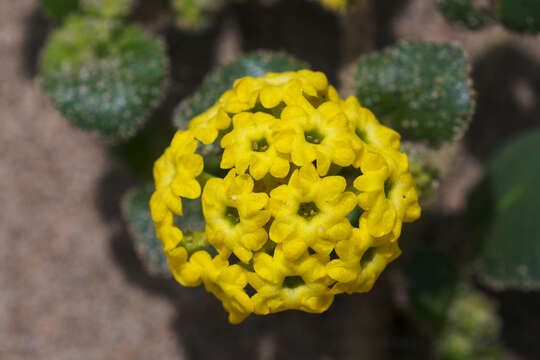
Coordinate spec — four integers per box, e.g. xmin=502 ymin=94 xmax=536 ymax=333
xmin=354 ymin=41 xmax=475 ymax=147
xmin=468 ymin=128 xmax=540 ymax=290
xmin=39 ymin=16 xmax=169 ymax=139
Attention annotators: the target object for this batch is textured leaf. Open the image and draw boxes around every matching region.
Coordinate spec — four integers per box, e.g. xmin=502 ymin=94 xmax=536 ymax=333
xmin=122 ymin=185 xmax=171 ymax=276
xmin=174 ymin=52 xmax=306 ymax=129
xmin=354 ymin=41 xmax=475 ymax=147
xmin=40 ymin=0 xmax=80 ymax=21
xmin=496 ymin=0 xmax=540 ymax=33
xmin=435 ymin=0 xmax=494 ymax=29
xmin=39 ymin=16 xmax=169 ymax=139
xmin=468 ymin=128 xmax=540 ymax=290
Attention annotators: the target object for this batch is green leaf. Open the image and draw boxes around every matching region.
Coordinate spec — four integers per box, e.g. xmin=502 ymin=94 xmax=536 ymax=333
xmin=496 ymin=0 xmax=540 ymax=33
xmin=354 ymin=41 xmax=475 ymax=147
xmin=40 ymin=0 xmax=80 ymax=22
xmin=122 ymin=185 xmax=171 ymax=276
xmin=39 ymin=16 xmax=169 ymax=139
xmin=468 ymin=128 xmax=540 ymax=290
xmin=172 ymin=0 xmax=225 ymax=30
xmin=435 ymin=0 xmax=494 ymax=29
xmin=80 ymin=0 xmax=134 ymax=18
xmin=174 ymin=51 xmax=306 ymax=130
xmin=407 ymin=251 xmax=460 ymax=330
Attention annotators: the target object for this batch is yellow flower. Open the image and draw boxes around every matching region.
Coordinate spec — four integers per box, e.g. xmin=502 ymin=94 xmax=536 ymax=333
xmin=269 ymin=164 xmax=357 ymax=260
xmin=192 ymin=251 xmax=254 ymax=324
xmin=187 ymin=70 xmax=331 ymax=145
xmin=220 ymin=112 xmax=290 ymax=180
xmin=188 ymin=103 xmax=232 ymax=145
xmin=249 ymin=245 xmax=334 ymax=314
xmin=273 ymin=102 xmax=359 ymax=175
xmin=326 ymin=218 xmax=402 ymax=294
xmin=202 ymin=170 xmax=271 ymax=263
xmin=149 ymin=69 xmax=421 ymax=323
xmin=353 ymin=150 xmax=421 ymax=239
xmin=150 ymin=130 xmax=204 ymax=253
xmin=341 ymin=96 xmax=401 ymax=166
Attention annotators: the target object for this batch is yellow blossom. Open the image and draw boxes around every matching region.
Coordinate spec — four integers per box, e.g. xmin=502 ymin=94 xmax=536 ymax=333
xmin=353 ymin=150 xmax=420 ymax=240
xmin=202 ymin=170 xmax=271 ymax=263
xmin=150 ymin=69 xmax=421 ymax=323
xmin=220 ymin=112 xmax=290 ymax=180
xmin=249 ymin=245 xmax=334 ymax=314
xmin=273 ymin=102 xmax=358 ymax=175
xmin=269 ymin=163 xmax=356 ymax=260
xmin=193 ymin=251 xmax=254 ymax=324
xmin=326 ymin=218 xmax=402 ymax=294
xmin=150 ymin=130 xmax=203 ymax=253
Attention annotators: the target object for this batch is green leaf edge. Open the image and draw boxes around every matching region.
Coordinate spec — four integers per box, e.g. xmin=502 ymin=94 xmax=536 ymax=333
xmin=352 ymin=40 xmax=476 ymax=148
xmin=121 ymin=185 xmax=172 ymax=277
xmin=472 ymin=128 xmax=540 ymax=291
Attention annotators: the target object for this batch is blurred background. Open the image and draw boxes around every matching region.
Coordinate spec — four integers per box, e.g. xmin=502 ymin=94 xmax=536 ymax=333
xmin=1 ymin=0 xmax=540 ymax=359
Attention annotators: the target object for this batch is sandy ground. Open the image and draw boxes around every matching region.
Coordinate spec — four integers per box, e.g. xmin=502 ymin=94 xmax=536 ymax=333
xmin=1 ymin=0 xmax=540 ymax=359
xmin=0 ymin=1 xmax=182 ymax=359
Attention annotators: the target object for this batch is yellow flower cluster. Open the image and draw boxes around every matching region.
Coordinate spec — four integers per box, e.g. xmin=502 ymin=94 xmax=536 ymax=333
xmin=150 ymin=70 xmax=421 ymax=323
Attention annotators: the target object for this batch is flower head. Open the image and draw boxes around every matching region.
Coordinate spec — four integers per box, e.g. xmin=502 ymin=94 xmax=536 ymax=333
xmin=150 ymin=69 xmax=421 ymax=323
xmin=269 ymin=164 xmax=356 ymax=260
xmin=202 ymin=170 xmax=271 ymax=263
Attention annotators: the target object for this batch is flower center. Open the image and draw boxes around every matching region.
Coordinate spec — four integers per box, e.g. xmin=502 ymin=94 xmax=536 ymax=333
xmin=346 ymin=205 xmax=364 ymax=227
xmin=304 ymin=93 xmax=326 ymax=108
xmin=355 ymin=127 xmax=369 ymax=143
xmin=297 ymin=201 xmax=319 ymax=220
xmin=360 ymin=247 xmax=376 ymax=268
xmin=384 ymin=178 xmax=393 ymax=198
xmin=225 ymin=206 xmax=240 ymax=225
xmin=282 ymin=275 xmax=305 ymax=288
xmin=252 ymin=137 xmax=269 ymax=152
xmin=304 ymin=129 xmax=324 ymax=144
